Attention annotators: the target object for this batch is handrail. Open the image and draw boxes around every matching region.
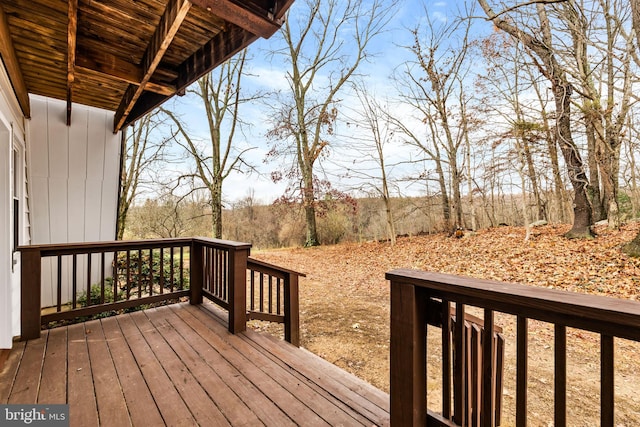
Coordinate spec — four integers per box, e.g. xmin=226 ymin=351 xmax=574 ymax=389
xmin=19 ymin=238 xmax=300 ymax=346
xmin=386 ymin=268 xmax=640 ymax=426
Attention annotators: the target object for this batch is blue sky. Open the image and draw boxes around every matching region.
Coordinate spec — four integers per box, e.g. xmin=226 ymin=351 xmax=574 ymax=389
xmin=161 ymin=0 xmax=494 ymax=206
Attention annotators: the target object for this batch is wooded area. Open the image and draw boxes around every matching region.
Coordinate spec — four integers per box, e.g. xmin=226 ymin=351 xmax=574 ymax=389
xmin=118 ymin=0 xmax=640 ymax=251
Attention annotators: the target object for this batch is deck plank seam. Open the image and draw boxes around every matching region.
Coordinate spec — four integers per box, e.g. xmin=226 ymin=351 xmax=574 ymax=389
xmin=185 ymin=304 xmax=363 ymax=426
xmin=165 ymin=304 xmax=297 ymax=427
xmin=167 ymin=304 xmax=312 ymax=426
xmin=100 ymin=315 xmax=166 ymax=426
xmin=127 ymin=311 xmax=213 ymax=425
xmin=238 ymin=328 xmax=388 ymax=425
xmin=115 ymin=313 xmax=198 ymax=426
xmin=196 ymin=301 xmax=389 ymax=424
xmin=143 ymin=307 xmax=253 ymax=426
xmin=0 ymin=340 xmax=27 ymax=403
xmin=170 ymin=304 xmax=339 ymax=426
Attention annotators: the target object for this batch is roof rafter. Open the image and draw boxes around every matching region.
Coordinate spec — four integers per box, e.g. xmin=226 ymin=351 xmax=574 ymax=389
xmin=113 ymin=0 xmax=192 ymax=132
xmin=124 ymin=23 xmax=256 ymax=128
xmin=66 ymin=0 xmax=78 ymax=126
xmin=190 ymin=0 xmax=281 ymax=39
xmin=0 ymin=4 xmax=30 ymax=118
xmin=75 ymin=49 xmax=176 ymax=96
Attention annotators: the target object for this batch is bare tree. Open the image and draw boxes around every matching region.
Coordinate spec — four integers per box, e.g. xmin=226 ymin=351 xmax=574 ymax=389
xmin=632 ymin=0 xmax=640 ymax=47
xmin=117 ymin=111 xmax=172 ymax=240
xmin=342 ymin=84 xmax=398 ymax=244
xmin=477 ymin=0 xmax=594 ymax=238
xmin=266 ymin=0 xmax=396 ymax=247
xmin=162 ymin=50 xmax=256 ymax=238
xmin=562 ymin=0 xmax=636 ymax=229
xmin=394 ymin=11 xmax=475 ymax=233
xmin=476 ymin=32 xmax=548 ymax=225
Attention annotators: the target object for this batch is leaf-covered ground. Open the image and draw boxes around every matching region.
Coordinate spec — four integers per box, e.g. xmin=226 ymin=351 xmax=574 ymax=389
xmin=252 ymin=222 xmax=640 ymax=426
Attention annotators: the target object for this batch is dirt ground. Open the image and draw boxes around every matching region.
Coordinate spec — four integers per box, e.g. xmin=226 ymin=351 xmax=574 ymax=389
xmin=250 ymin=223 xmax=640 ymax=426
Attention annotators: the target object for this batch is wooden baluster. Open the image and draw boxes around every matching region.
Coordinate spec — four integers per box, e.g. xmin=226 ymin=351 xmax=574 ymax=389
xmin=495 ymin=333 xmax=505 ymax=426
xmin=268 ymin=275 xmax=273 ymax=314
xmin=250 ymin=270 xmax=255 ymax=311
xmin=137 ymin=249 xmax=142 ymax=299
xmin=454 ymin=303 xmax=466 ymax=424
xmin=87 ymin=253 xmax=92 ymax=304
xmin=276 ymin=277 xmax=282 ymax=316
xmin=125 ymin=250 xmax=131 ymax=300
xmin=72 ymin=254 xmax=78 ymax=308
xmin=169 ymin=246 xmax=174 ymax=293
xmin=100 ymin=251 xmax=105 ymax=303
xmin=56 ymin=255 xmax=62 ymax=311
xmin=112 ymin=251 xmax=118 ymax=302
xmin=442 ymin=300 xmax=452 ymax=420
xmin=259 ymin=272 xmax=264 ymax=313
xmin=601 ymin=334 xmax=614 ymax=427
xmin=516 ymin=316 xmax=528 ymax=427
xmin=159 ymin=247 xmax=164 ymax=294
xmin=482 ymin=309 xmax=495 ymax=426
xmin=555 ymin=325 xmax=567 ymax=427
xmin=472 ymin=323 xmax=481 ymax=426
xmin=148 ymin=249 xmax=153 ymax=296
xmin=179 ymin=246 xmax=184 ymax=290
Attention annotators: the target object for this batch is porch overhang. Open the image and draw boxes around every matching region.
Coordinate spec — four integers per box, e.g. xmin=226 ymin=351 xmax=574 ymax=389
xmin=0 ymin=0 xmax=294 ymax=132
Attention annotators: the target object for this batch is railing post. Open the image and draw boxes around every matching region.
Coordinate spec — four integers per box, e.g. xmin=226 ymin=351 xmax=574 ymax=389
xmin=284 ymin=272 xmax=300 ymax=346
xmin=228 ymin=246 xmax=249 ymax=334
xmin=389 ymin=279 xmax=427 ymax=426
xmin=20 ymin=247 xmax=42 ymax=340
xmin=190 ymin=241 xmax=203 ymax=305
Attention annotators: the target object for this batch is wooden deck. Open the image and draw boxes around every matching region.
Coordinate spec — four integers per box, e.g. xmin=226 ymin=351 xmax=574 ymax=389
xmin=0 ymin=302 xmax=390 ymax=426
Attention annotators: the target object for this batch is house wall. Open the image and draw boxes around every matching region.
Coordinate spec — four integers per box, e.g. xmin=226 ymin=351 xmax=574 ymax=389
xmin=28 ymin=95 xmax=122 ymax=308
xmin=0 ymin=63 xmax=28 ymax=349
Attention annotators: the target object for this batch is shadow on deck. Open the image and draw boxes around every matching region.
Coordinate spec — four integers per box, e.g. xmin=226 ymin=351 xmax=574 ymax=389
xmin=1 ymin=302 xmax=390 ymax=426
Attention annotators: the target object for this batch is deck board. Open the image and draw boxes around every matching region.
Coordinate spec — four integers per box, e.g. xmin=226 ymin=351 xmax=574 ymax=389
xmin=0 ymin=302 xmax=390 ymax=426
xmin=67 ymin=323 xmax=99 ymax=427
xmin=38 ymin=327 xmax=67 ymax=404
xmin=100 ymin=316 xmax=165 ymax=427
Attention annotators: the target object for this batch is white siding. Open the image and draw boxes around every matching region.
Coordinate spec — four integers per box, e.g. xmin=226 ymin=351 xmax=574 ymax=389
xmin=0 ymin=62 xmax=27 ymax=349
xmin=28 ymin=95 xmax=122 ymax=308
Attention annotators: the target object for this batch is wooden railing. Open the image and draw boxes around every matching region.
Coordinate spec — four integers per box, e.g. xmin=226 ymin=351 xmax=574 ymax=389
xmin=19 ymin=238 xmax=302 ymax=346
xmin=247 ymin=258 xmax=304 ymax=347
xmin=386 ymin=269 xmax=640 ymax=427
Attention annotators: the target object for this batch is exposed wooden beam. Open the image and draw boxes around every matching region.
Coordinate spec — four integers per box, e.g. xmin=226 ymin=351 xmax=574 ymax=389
xmin=113 ymin=0 xmax=192 ymax=132
xmin=272 ymin=0 xmax=296 ymax=20
xmin=191 ymin=0 xmax=281 ymax=39
xmin=75 ymin=50 xmax=176 ymax=96
xmin=0 ymin=4 xmax=30 ymax=118
xmin=66 ymin=0 xmax=78 ymax=126
xmin=123 ymin=24 xmax=256 ymax=128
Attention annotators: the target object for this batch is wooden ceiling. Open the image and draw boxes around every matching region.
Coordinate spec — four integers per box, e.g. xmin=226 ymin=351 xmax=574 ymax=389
xmin=0 ymin=0 xmax=294 ymax=132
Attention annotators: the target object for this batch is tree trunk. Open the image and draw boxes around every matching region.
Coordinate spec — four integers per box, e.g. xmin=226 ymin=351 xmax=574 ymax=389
xmin=554 ymin=82 xmax=593 ymax=238
xmin=303 ymin=200 xmax=319 ymax=247
xmin=211 ymin=182 xmax=223 ymax=239
xmin=586 ymin=119 xmax=605 ymax=222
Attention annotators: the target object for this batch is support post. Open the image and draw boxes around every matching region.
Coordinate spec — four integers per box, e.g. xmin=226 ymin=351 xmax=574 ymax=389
xmin=20 ymin=248 xmax=41 ymax=340
xmin=390 ymin=279 xmax=427 ymax=426
xmin=190 ymin=241 xmax=203 ymax=305
xmin=228 ymin=246 xmax=249 ymax=334
xmin=284 ymin=272 xmax=300 ymax=346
